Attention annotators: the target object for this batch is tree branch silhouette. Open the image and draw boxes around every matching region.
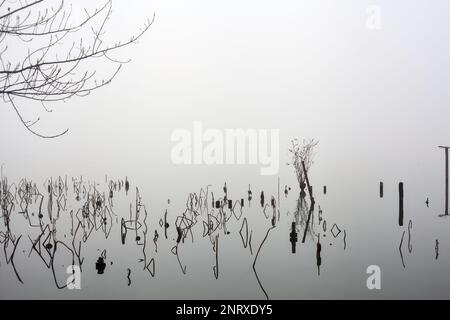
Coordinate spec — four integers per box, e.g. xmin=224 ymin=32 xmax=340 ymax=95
xmin=0 ymin=0 xmax=154 ymax=138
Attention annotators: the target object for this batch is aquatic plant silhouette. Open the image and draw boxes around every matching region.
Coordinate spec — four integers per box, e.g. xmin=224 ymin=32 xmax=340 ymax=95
xmin=288 ymin=139 xmax=318 ymax=197
xmin=0 ymin=139 xmax=350 ymax=299
xmin=252 ymin=225 xmax=275 ymax=300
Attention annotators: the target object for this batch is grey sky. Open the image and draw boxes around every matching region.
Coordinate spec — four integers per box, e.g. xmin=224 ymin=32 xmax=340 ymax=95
xmin=1 ymin=0 xmax=449 ymax=183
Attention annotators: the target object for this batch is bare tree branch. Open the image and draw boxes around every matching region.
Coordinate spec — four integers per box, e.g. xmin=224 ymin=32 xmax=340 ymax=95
xmin=0 ymin=0 xmax=154 ymax=138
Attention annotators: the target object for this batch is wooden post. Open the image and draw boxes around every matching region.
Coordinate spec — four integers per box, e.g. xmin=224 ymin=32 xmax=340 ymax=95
xmin=399 ymin=182 xmax=404 ymax=226
xmin=302 ymin=201 xmax=315 ymax=243
xmin=446 ymin=148 xmax=449 ymax=216
xmin=290 ymin=222 xmax=297 ymax=253
xmin=379 ymin=182 xmax=383 ymax=198
xmin=301 ymin=160 xmax=315 ymax=243
xmin=301 ymin=161 xmax=314 ymax=204
xmin=439 ymin=146 xmax=449 ymax=216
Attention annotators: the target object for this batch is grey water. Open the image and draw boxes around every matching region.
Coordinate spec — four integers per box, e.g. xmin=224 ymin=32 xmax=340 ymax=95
xmin=0 ymin=153 xmax=449 ymax=300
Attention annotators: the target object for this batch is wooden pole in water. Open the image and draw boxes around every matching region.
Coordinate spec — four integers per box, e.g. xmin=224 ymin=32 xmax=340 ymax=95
xmin=380 ymin=182 xmax=384 ymax=198
xmin=399 ymin=182 xmax=404 ymax=226
xmin=301 ymin=161 xmax=314 ymax=204
xmin=439 ymin=146 xmax=449 ymax=216
xmin=301 ymin=160 xmax=315 ymax=243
